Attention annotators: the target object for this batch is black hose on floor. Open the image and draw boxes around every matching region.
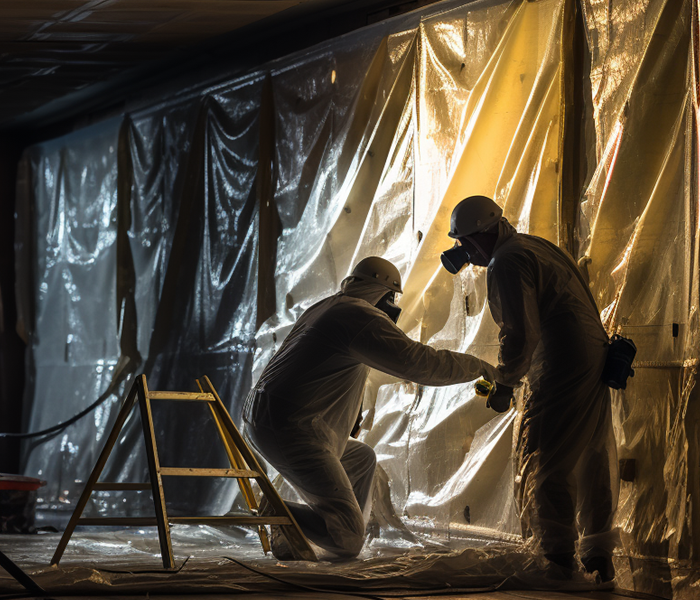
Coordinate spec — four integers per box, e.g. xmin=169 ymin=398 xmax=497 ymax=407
xmin=221 ymin=555 xmax=504 ymax=599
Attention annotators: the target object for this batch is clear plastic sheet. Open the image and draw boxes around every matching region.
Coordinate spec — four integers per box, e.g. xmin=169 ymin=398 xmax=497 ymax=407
xmin=17 ymin=120 xmax=127 ymax=508
xmin=101 ymin=77 xmax=265 ymax=518
xmin=17 ymin=78 xmax=264 ymax=520
xmin=250 ymin=1 xmax=568 ymax=556
xmin=12 ymin=0 xmax=700 ymax=595
xmin=14 ymin=0 xmax=570 ymax=582
xmin=0 ymin=528 xmax=598 ymax=594
xmin=578 ymin=0 xmax=700 ymax=596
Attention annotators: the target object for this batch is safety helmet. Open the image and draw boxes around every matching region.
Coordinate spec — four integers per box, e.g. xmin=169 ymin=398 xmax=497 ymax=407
xmin=448 ymin=195 xmax=503 ymax=238
xmin=351 ymin=256 xmax=402 ymax=293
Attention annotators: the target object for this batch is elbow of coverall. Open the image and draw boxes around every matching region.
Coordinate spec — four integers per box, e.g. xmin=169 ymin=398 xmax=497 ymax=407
xmin=496 ymin=364 xmax=527 ymax=388
xmin=496 ymin=332 xmax=537 ymax=387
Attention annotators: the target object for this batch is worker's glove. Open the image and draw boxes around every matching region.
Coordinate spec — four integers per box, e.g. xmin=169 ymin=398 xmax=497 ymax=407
xmin=487 ymin=384 xmax=514 ymax=413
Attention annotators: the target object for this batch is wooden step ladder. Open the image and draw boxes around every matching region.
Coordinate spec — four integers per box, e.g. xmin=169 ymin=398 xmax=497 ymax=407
xmin=51 ymin=374 xmax=317 ymax=568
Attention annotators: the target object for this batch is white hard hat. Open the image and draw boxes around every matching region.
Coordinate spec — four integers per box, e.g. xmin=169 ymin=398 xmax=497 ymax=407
xmin=351 ymin=256 xmax=402 ymax=293
xmin=448 ymin=196 xmax=503 ymax=238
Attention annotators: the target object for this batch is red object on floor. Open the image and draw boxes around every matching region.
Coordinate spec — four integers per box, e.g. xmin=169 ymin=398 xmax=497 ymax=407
xmin=0 ymin=474 xmax=46 ymax=491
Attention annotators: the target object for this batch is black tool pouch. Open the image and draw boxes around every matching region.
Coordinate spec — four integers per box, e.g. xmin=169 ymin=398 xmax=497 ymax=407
xmin=602 ymin=334 xmax=637 ymax=390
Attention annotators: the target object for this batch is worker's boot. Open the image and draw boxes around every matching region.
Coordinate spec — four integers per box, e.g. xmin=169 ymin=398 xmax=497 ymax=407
xmin=256 ymin=497 xmax=295 ymax=560
xmin=256 ymin=495 xmax=271 ymax=517
xmin=544 ymin=552 xmax=575 ymax=580
xmin=269 ymin=526 xmax=295 ymax=561
xmin=582 ymin=555 xmax=615 ymax=583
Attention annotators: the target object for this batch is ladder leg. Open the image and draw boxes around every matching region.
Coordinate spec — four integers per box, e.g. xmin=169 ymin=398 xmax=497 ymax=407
xmin=0 ymin=550 xmax=45 ymax=594
xmin=203 ymin=397 xmax=256 ymax=507
xmin=197 ymin=380 xmax=260 ymax=510
xmin=204 ymin=400 xmax=270 ymax=553
xmin=51 ymin=382 xmax=139 ymax=565
xmin=138 ymin=375 xmax=175 ymax=569
xmin=200 ymin=376 xmax=316 ymax=561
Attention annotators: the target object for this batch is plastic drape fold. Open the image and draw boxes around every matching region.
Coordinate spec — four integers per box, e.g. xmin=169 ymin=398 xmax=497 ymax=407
xmin=108 ymin=79 xmax=264 ymax=518
xmin=19 ymin=121 xmax=126 ymax=508
xmin=579 ymin=0 xmax=700 ymax=595
xmin=19 ymin=79 xmax=264 ymax=519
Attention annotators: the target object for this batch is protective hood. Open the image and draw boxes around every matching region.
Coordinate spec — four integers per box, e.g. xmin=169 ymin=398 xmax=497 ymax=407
xmin=340 ymin=276 xmax=393 ymax=307
xmin=491 ymin=217 xmax=517 ymax=257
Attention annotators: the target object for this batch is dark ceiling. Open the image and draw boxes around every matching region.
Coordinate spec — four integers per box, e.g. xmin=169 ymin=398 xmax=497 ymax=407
xmin=0 ymin=1 xmax=307 ymax=126
xmin=0 ymin=0 xmax=437 ymax=135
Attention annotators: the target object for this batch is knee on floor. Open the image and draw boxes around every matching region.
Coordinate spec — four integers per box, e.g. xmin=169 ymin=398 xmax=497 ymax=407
xmin=334 ymin=530 xmax=365 ymax=559
xmin=329 ymin=510 xmax=367 ymax=559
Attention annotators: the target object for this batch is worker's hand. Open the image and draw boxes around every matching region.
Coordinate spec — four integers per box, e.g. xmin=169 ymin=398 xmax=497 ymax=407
xmin=487 ymin=384 xmax=514 ymax=413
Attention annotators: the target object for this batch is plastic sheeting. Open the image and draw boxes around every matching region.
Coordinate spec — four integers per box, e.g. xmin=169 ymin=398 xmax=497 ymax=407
xmin=255 ymin=0 xmax=569 ymax=549
xmin=17 ymin=77 xmax=264 ymax=519
xmin=11 ymin=0 xmax=700 ymax=596
xmin=17 ymin=121 xmax=126 ymax=508
xmin=104 ymin=77 xmax=265 ymax=518
xmin=0 ymin=527 xmax=599 ymax=595
xmin=577 ymin=0 xmax=700 ymax=596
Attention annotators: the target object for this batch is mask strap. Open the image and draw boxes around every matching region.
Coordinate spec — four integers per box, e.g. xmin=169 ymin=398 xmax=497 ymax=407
xmin=467 ymin=236 xmax=490 ymax=262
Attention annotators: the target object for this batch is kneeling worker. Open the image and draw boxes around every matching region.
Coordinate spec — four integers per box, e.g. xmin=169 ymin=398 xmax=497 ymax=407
xmin=244 ymin=257 xmax=498 ymax=560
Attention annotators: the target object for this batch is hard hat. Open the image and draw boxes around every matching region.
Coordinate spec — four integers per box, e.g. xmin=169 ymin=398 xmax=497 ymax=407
xmin=448 ymin=195 xmax=503 ymax=238
xmin=351 ymin=256 xmax=402 ymax=293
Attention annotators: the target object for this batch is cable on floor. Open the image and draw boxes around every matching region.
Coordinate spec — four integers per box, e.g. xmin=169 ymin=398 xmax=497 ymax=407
xmin=221 ymin=554 xmax=504 ymax=599
xmin=98 ymin=556 xmax=191 ymax=575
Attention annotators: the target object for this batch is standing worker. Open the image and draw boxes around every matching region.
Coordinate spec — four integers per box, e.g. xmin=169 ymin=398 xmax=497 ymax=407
xmin=244 ymin=257 xmax=498 ymax=560
xmin=440 ymin=196 xmax=618 ymax=583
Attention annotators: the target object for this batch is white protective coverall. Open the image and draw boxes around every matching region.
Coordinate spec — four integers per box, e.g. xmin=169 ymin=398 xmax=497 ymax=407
xmin=487 ymin=219 xmax=619 ymax=563
xmin=244 ymin=278 xmax=498 ymax=558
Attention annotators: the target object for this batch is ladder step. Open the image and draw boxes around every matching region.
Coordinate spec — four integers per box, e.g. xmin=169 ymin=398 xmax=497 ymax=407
xmin=169 ymin=516 xmax=292 ymax=525
xmin=160 ymin=468 xmax=259 ymax=478
xmin=77 ymin=516 xmax=292 ymax=526
xmin=148 ymin=391 xmax=215 ymax=401
xmin=52 ymin=375 xmax=317 ymax=569
xmin=93 ymin=482 xmax=151 ymax=491
xmin=78 ymin=517 xmax=159 ymax=526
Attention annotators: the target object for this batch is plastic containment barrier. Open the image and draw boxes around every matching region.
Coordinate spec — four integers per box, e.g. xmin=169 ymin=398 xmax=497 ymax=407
xmin=10 ymin=0 xmax=700 ymax=597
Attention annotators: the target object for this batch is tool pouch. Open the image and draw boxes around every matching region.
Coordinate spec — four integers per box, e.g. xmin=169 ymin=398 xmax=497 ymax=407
xmin=602 ymin=334 xmax=637 ymax=390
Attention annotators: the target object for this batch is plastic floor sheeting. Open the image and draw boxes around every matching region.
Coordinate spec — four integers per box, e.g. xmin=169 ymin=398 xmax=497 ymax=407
xmin=0 ymin=593 xmax=647 ymax=600
xmin=0 ymin=527 xmax=629 ymax=597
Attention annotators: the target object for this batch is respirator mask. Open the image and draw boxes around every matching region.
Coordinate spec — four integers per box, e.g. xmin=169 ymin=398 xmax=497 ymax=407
xmin=440 ymin=242 xmax=471 ymax=275
xmin=377 ymin=291 xmax=402 ymax=323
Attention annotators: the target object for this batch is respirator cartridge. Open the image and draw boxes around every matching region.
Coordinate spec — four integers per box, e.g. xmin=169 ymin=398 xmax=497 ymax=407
xmin=377 ymin=291 xmax=402 ymax=323
xmin=441 ymin=242 xmax=471 ymax=275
